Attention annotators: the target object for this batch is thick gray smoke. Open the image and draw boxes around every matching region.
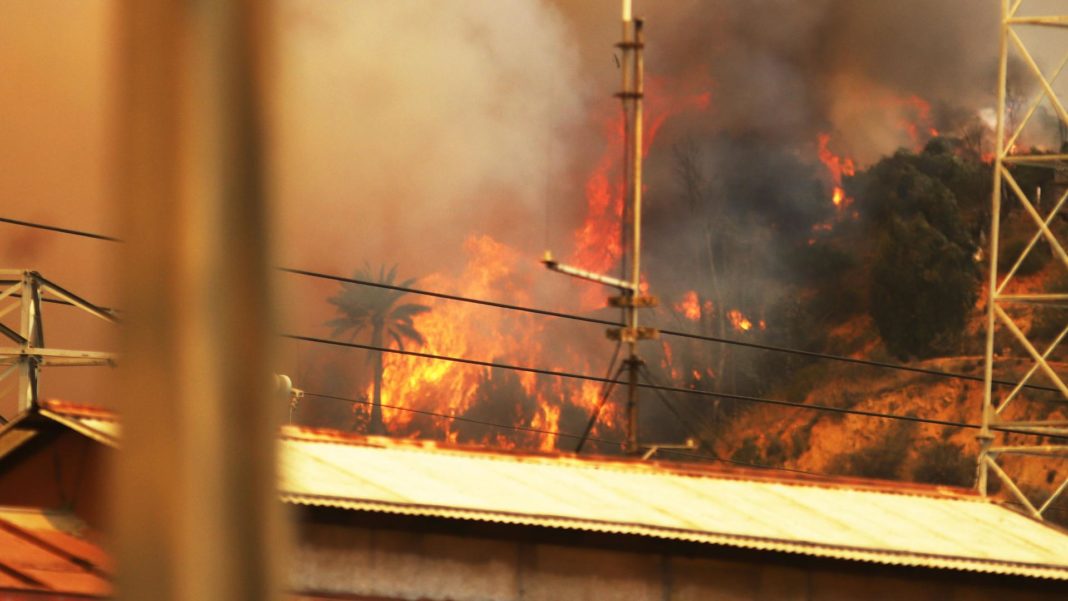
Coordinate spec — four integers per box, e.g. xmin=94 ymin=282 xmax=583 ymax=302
xmin=558 ymin=0 xmax=999 ymax=162
xmin=274 ymin=0 xmax=588 ymax=281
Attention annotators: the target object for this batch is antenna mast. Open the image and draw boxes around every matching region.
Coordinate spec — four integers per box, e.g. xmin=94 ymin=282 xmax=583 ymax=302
xmin=543 ymin=0 xmax=658 ymax=454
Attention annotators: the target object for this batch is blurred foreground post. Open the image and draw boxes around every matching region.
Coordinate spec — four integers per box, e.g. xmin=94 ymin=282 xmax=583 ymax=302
xmin=113 ymin=1 xmax=285 ymax=599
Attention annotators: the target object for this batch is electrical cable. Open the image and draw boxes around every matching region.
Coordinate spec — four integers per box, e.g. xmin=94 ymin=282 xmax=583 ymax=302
xmin=0 ymin=215 xmax=1057 ymax=395
xmin=635 ymin=363 xmax=801 ymax=473
xmin=11 ymin=216 xmax=1065 ymax=483
xmin=277 ymin=266 xmax=1061 ymax=396
xmin=302 ymin=389 xmax=819 ymax=477
xmin=284 ymin=332 xmax=1068 ymax=440
xmin=302 ymin=391 xmax=620 ymax=446
xmin=657 ymin=448 xmax=820 ymax=475
xmin=575 ymin=341 xmax=623 ymax=453
xmin=0 ymin=216 xmax=122 ymax=242
xmin=10 ymin=294 xmax=120 ymax=316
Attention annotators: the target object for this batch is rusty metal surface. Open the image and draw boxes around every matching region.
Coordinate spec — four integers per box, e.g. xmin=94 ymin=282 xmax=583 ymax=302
xmin=0 ymin=506 xmax=110 ymax=597
xmin=33 ymin=402 xmax=1068 ymax=580
xmin=277 ymin=428 xmax=1068 ymax=581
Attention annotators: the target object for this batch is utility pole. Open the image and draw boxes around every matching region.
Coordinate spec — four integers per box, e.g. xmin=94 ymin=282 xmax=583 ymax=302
xmin=544 ymin=0 xmax=658 ymax=454
xmin=618 ymin=4 xmax=651 ymax=454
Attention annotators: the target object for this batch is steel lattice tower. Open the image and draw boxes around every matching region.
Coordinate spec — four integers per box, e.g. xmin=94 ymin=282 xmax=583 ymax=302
xmin=980 ymin=0 xmax=1068 ymax=519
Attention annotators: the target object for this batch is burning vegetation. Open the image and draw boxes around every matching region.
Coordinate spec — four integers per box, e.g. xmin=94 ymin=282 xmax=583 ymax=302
xmin=285 ymin=1 xmax=1068 ymax=513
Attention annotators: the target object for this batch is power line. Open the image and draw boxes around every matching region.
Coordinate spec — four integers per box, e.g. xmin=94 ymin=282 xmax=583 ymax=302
xmin=277 ymin=266 xmax=1059 ymax=396
xmin=8 ymin=216 xmax=1062 ymax=479
xmin=10 ymin=294 xmax=120 ymax=316
xmin=285 ymin=332 xmax=1068 ymax=440
xmin=301 ymin=389 xmax=818 ymax=476
xmin=0 ymin=216 xmax=122 ymax=243
xmin=658 ymin=448 xmax=819 ymax=476
xmin=1 ymin=214 xmax=1061 ymax=397
xmin=279 ymin=266 xmax=621 ymax=328
xmin=302 ymin=391 xmax=619 ymax=446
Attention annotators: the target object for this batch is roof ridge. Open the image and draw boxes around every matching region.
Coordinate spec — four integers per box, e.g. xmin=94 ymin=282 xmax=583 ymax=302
xmin=39 ymin=399 xmax=118 ymax=422
xmin=279 ymin=426 xmax=983 ymax=502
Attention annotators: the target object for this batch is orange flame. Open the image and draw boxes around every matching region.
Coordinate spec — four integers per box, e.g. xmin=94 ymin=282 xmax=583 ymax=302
xmin=817 ymin=133 xmax=855 ymax=211
xmin=891 ymin=95 xmax=938 ymax=149
xmin=373 ymin=234 xmax=624 ymax=451
xmin=727 ymin=309 xmax=753 ymax=332
xmin=675 ymin=290 xmax=702 ymax=321
xmin=569 ymin=80 xmax=712 ymax=308
xmin=352 ymin=81 xmax=716 ymax=451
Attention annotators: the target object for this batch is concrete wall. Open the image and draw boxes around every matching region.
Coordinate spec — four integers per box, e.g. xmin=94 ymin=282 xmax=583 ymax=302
xmin=290 ymin=522 xmax=1064 ymax=601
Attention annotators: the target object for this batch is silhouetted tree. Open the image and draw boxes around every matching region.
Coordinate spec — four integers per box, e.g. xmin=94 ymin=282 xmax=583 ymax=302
xmin=326 ymin=264 xmax=429 ymax=434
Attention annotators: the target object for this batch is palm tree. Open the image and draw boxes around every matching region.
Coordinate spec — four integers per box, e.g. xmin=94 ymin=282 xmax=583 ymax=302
xmin=326 ymin=264 xmax=430 ymax=434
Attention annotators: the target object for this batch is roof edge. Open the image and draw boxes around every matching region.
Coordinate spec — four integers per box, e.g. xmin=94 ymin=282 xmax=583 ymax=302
xmin=282 ymin=492 xmax=1068 ymax=582
xmin=280 ymin=426 xmax=981 ymax=501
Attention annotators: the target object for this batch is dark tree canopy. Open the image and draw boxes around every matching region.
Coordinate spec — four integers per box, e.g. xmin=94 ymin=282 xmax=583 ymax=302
xmin=870 ymin=215 xmax=977 ymax=359
xmin=855 ymin=147 xmax=981 ymax=359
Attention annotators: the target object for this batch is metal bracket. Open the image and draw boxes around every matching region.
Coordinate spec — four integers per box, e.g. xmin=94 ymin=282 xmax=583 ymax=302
xmin=608 ymin=295 xmax=659 ymax=308
xmin=641 ymin=437 xmax=698 ymax=460
xmin=606 ymin=327 xmax=659 ymax=342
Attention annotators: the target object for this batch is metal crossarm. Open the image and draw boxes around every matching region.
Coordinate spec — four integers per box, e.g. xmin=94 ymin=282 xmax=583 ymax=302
xmin=0 ymin=271 xmax=117 ymax=413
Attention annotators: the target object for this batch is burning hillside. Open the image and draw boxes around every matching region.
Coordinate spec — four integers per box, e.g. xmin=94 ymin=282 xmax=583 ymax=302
xmin=282 ymin=0 xmax=1068 ymax=487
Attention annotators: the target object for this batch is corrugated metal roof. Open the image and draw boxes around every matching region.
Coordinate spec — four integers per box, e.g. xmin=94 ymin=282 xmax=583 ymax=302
xmin=25 ymin=402 xmax=1068 ymax=581
xmin=278 ymin=428 xmax=1068 ymax=581
xmin=0 ymin=506 xmax=110 ymax=597
xmin=38 ymin=401 xmax=120 ymax=447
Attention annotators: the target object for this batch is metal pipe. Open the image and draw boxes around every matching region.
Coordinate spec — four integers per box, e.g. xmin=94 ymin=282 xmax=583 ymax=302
xmin=980 ymin=0 xmax=1011 ymax=497
xmin=620 ymin=9 xmax=645 ymax=455
xmin=541 ymin=253 xmax=637 ymax=291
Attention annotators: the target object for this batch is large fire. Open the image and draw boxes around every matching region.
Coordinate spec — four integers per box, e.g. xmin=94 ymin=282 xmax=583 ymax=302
xmin=367 ymin=81 xmax=712 ymax=450
xmin=337 ymin=79 xmax=940 ymax=452
xmin=569 ymin=80 xmax=711 ymax=308
xmin=375 ymin=234 xmax=620 ymax=451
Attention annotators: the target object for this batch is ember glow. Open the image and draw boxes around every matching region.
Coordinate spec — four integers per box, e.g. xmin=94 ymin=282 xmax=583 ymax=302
xmin=676 ymin=290 xmax=702 ymax=321
xmin=817 ymin=133 xmax=856 ymax=210
xmin=891 ymin=94 xmax=940 ymax=148
xmin=727 ymin=309 xmax=753 ymax=332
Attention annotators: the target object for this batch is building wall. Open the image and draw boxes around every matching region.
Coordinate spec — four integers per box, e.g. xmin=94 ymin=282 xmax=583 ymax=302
xmin=0 ymin=429 xmax=108 ymax=528
xmin=290 ymin=521 xmax=1065 ymax=601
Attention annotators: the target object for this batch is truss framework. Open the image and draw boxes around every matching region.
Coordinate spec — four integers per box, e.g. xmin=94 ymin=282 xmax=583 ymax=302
xmin=0 ymin=270 xmax=117 ymax=413
xmin=981 ymin=0 xmax=1068 ymax=519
